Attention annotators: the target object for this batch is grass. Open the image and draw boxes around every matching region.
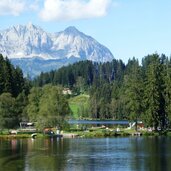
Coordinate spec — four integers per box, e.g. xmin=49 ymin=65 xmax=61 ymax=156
xmin=68 ymin=94 xmax=90 ymax=119
xmin=65 ymin=127 xmax=137 ymax=138
xmin=0 ymin=130 xmax=169 ymax=139
xmin=65 ymin=127 xmax=171 ymax=138
xmin=67 ymin=129 xmax=130 ymax=138
xmin=69 ymin=104 xmax=79 ymax=118
xmin=1 ymin=126 xmax=171 ymax=139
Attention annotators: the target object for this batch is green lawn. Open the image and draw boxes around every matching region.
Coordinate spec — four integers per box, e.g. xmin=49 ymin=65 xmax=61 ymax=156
xmin=68 ymin=94 xmax=90 ymax=119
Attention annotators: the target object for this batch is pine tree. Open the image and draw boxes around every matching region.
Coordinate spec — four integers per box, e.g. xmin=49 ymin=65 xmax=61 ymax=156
xmin=124 ymin=58 xmax=143 ymax=130
xmin=12 ymin=66 xmax=25 ymax=97
xmin=143 ymin=54 xmax=165 ymax=130
xmin=164 ymin=57 xmax=171 ymax=128
xmin=0 ymin=93 xmax=18 ymax=129
xmin=0 ymin=54 xmax=5 ymax=94
xmin=3 ymin=57 xmax=13 ymax=94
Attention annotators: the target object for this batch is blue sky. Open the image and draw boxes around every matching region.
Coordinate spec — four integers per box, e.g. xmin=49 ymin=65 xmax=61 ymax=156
xmin=0 ymin=0 xmax=171 ymax=63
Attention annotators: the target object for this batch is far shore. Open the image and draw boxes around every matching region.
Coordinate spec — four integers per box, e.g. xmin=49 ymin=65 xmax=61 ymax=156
xmin=0 ymin=128 xmax=170 ymax=139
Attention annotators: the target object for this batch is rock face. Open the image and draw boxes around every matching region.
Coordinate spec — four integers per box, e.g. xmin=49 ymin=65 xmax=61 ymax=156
xmin=0 ymin=23 xmax=114 ymax=77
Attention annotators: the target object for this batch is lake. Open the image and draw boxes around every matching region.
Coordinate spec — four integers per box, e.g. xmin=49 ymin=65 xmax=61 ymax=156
xmin=0 ymin=137 xmax=171 ymax=171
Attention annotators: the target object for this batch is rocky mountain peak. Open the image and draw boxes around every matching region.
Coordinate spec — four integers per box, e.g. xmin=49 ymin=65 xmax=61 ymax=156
xmin=0 ymin=23 xmax=114 ymax=77
xmin=64 ymin=26 xmax=81 ymax=35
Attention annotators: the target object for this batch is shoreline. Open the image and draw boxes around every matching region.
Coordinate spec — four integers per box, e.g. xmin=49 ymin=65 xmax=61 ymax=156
xmin=0 ymin=130 xmax=169 ymax=139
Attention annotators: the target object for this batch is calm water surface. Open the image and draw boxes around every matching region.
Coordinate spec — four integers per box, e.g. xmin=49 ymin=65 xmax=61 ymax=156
xmin=0 ymin=137 xmax=171 ymax=171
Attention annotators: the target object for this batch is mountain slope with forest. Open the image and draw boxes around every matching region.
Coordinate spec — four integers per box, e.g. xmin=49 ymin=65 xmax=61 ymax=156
xmin=33 ymin=53 xmax=171 ymax=131
xmin=1 ymin=53 xmax=171 ymax=131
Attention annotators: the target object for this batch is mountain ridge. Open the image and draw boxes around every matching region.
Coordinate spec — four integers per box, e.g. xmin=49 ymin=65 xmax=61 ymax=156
xmin=0 ymin=23 xmax=114 ymax=62
xmin=0 ymin=23 xmax=114 ymax=77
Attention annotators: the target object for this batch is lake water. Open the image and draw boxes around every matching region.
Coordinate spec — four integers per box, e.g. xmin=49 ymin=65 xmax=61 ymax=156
xmin=0 ymin=137 xmax=171 ymax=171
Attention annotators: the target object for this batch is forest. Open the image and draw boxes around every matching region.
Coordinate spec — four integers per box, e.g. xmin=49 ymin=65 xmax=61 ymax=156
xmin=0 ymin=53 xmax=171 ymax=131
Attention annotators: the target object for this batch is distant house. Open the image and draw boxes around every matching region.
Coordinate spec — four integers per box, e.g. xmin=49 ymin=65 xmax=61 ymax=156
xmin=62 ymin=88 xmax=72 ymax=95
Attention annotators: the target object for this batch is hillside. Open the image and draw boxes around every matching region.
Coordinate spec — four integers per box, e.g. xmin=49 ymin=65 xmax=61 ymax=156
xmin=33 ymin=53 xmax=171 ymax=131
xmin=68 ymin=94 xmax=90 ymax=119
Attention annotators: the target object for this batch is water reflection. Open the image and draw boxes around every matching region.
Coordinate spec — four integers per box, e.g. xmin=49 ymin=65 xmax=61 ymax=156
xmin=130 ymin=136 xmax=171 ymax=171
xmin=25 ymin=138 xmax=69 ymax=171
xmin=0 ymin=137 xmax=171 ymax=171
xmin=0 ymin=138 xmax=69 ymax=171
xmin=143 ymin=137 xmax=171 ymax=171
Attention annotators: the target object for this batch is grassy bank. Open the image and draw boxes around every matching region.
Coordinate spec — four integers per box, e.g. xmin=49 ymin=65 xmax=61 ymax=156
xmin=65 ymin=127 xmax=168 ymax=138
xmin=68 ymin=94 xmax=90 ymax=119
xmin=0 ymin=128 xmax=169 ymax=139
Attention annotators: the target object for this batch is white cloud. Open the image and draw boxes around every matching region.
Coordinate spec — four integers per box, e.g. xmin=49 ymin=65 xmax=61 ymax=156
xmin=0 ymin=0 xmax=25 ymax=16
xmin=0 ymin=0 xmax=40 ymax=16
xmin=39 ymin=0 xmax=112 ymax=21
xmin=28 ymin=0 xmax=40 ymax=11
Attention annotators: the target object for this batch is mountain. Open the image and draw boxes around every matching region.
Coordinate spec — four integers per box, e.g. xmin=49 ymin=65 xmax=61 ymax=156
xmin=0 ymin=23 xmax=114 ymax=77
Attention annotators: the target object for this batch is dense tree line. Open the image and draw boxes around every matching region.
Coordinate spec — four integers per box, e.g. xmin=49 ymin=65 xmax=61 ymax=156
xmin=26 ymin=85 xmax=71 ymax=130
xmin=0 ymin=55 xmax=70 ymax=130
xmin=33 ymin=59 xmax=127 ymax=120
xmin=1 ymin=53 xmax=171 ymax=131
xmin=33 ymin=54 xmax=171 ymax=131
xmin=0 ymin=54 xmax=31 ymax=130
xmin=33 ymin=59 xmax=125 ymax=89
xmin=0 ymin=54 xmax=30 ymax=97
xmin=89 ymin=54 xmax=171 ymax=131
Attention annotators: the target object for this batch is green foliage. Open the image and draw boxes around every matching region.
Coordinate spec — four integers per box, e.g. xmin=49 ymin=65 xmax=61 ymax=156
xmin=15 ymin=91 xmax=29 ymax=122
xmin=143 ymin=54 xmax=166 ymax=130
xmin=33 ymin=59 xmax=125 ymax=88
xmin=164 ymin=57 xmax=171 ymax=128
xmin=68 ymin=94 xmax=90 ymax=119
xmin=0 ymin=93 xmax=19 ymax=129
xmin=27 ymin=87 xmax=43 ymax=121
xmin=27 ymin=85 xmax=71 ymax=130
xmin=0 ymin=54 xmax=30 ymax=97
xmin=123 ymin=58 xmax=144 ymax=130
xmin=32 ymin=53 xmax=171 ymax=130
xmin=0 ymin=54 xmax=31 ymax=129
xmin=2 ymin=52 xmax=171 ymax=131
